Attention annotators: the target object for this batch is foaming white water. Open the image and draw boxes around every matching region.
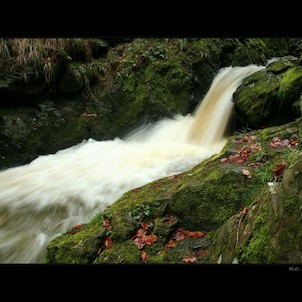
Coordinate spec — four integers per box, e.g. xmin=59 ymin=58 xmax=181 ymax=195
xmin=189 ymin=65 xmax=265 ymax=146
xmin=0 ymin=65 xmax=263 ymax=263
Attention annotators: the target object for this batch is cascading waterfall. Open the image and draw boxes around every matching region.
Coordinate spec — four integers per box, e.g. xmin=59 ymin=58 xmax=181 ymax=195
xmin=0 ymin=65 xmax=264 ymax=263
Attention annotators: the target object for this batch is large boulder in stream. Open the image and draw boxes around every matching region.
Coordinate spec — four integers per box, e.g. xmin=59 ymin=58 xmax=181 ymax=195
xmin=46 ymin=117 xmax=302 ymax=264
xmin=0 ymin=38 xmax=292 ymax=169
xmin=234 ymin=55 xmax=302 ymax=129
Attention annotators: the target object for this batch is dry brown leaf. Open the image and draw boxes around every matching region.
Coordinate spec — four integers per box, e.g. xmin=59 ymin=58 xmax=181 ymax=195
xmin=134 ymin=237 xmax=145 ymax=249
xmin=273 ymin=161 xmax=286 ymax=180
xmin=242 ymin=169 xmax=251 ymax=178
xmin=242 ymin=207 xmax=249 ymax=215
xmin=103 ymin=219 xmax=112 ymax=230
xmin=145 ymin=234 xmax=157 ymax=245
xmin=136 ymin=228 xmax=146 ymax=237
xmin=141 ymin=221 xmax=149 ymax=230
xmin=183 ymin=256 xmax=197 ymax=263
xmin=166 ymin=240 xmax=176 ymax=248
xmin=172 ymin=228 xmax=206 ymax=241
xmin=220 ymin=158 xmax=228 ymax=163
xmin=192 ymin=231 xmax=206 ymax=238
xmin=104 ymin=237 xmax=112 ymax=249
xmin=141 ymin=250 xmax=148 ymax=263
xmin=172 ymin=230 xmax=186 ymax=242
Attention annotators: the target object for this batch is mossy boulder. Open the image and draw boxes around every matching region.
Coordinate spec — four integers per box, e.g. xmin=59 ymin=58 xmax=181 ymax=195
xmin=208 ymin=150 xmax=302 ymax=264
xmin=0 ymin=68 xmax=46 ymax=99
xmin=46 ymin=219 xmax=107 ymax=264
xmin=0 ymin=97 xmax=91 ymax=169
xmin=46 ymin=118 xmax=302 ymax=264
xmin=234 ymin=56 xmax=302 ymax=129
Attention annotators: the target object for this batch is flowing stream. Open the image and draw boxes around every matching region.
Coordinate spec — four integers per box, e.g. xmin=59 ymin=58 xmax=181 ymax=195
xmin=0 ymin=65 xmax=264 ymax=263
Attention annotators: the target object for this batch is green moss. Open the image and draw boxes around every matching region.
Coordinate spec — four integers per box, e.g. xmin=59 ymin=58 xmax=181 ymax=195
xmin=234 ymin=69 xmax=280 ymax=128
xmin=238 ymin=201 xmax=274 ymax=264
xmin=267 ymin=56 xmax=300 ymax=74
xmin=279 ymin=67 xmax=302 ymax=103
xmin=165 ymin=163 xmax=261 ymax=231
xmin=110 ymin=213 xmax=136 ymax=241
xmin=96 ymin=239 xmax=141 ymax=264
xmin=153 ymin=217 xmax=178 ymax=243
xmin=46 ymin=221 xmax=106 ymax=264
xmin=234 ymin=58 xmax=302 ymax=129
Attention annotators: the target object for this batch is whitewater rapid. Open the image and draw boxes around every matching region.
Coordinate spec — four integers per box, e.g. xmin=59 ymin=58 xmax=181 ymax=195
xmin=0 ymin=65 xmax=264 ymax=263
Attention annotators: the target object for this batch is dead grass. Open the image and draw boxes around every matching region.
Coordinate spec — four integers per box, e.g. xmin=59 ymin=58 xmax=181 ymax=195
xmin=0 ymin=38 xmax=95 ymax=85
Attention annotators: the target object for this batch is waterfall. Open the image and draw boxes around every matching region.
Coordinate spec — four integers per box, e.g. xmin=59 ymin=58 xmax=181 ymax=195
xmin=0 ymin=65 xmax=263 ymax=263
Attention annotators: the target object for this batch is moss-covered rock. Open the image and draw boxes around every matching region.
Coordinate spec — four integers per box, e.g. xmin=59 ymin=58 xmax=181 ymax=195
xmin=207 ymin=120 xmax=302 ymax=264
xmin=267 ymin=55 xmax=300 ymax=74
xmin=46 ymin=118 xmax=302 ymax=264
xmin=0 ymin=97 xmax=91 ymax=169
xmin=95 ymin=240 xmax=141 ymax=264
xmin=46 ymin=219 xmax=107 ymax=264
xmin=234 ymin=56 xmax=302 ymax=129
xmin=208 ymin=151 xmax=302 ymax=264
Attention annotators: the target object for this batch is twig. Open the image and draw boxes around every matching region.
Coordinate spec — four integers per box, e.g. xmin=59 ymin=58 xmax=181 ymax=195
xmin=236 ymin=207 xmax=249 ymax=250
xmin=236 ymin=215 xmax=243 ymax=250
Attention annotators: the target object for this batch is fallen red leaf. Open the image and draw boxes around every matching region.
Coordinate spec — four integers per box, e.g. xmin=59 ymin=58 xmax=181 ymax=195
xmin=250 ymin=142 xmax=261 ymax=153
xmin=183 ymin=256 xmax=197 ymax=263
xmin=273 ymin=161 xmax=286 ymax=180
xmin=163 ymin=220 xmax=173 ymax=225
xmin=104 ymin=237 xmax=112 ymax=249
xmin=242 ymin=207 xmax=249 ymax=215
xmin=145 ymin=234 xmax=157 ymax=245
xmin=191 ymin=231 xmax=206 ymax=238
xmin=141 ymin=250 xmax=148 ymax=263
xmin=136 ymin=228 xmax=146 ymax=237
xmin=172 ymin=228 xmax=206 ymax=241
xmin=74 ymin=224 xmax=82 ymax=229
xmin=172 ymin=230 xmax=186 ymax=241
xmin=103 ymin=219 xmax=112 ymax=230
xmin=270 ymin=137 xmax=298 ymax=150
xmin=289 ymin=138 xmax=298 ymax=147
xmin=166 ymin=240 xmax=176 ymax=248
xmin=132 ymin=188 xmax=140 ymax=192
xmin=134 ymin=237 xmax=145 ymax=249
xmin=141 ymin=221 xmax=149 ymax=230
xmin=133 ymin=228 xmax=157 ymax=249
